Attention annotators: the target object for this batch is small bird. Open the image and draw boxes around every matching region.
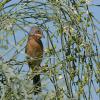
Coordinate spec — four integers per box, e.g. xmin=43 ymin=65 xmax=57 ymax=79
xmin=25 ymin=26 xmax=43 ymax=95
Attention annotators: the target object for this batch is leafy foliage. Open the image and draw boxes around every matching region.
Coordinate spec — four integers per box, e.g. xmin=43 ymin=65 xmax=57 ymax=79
xmin=0 ymin=0 xmax=100 ymax=100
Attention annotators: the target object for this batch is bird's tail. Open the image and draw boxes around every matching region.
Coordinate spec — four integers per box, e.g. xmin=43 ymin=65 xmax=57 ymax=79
xmin=33 ymin=74 xmax=41 ymax=95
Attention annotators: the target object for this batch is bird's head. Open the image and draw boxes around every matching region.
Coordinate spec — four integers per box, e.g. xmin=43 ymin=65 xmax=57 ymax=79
xmin=29 ymin=26 xmax=44 ymax=39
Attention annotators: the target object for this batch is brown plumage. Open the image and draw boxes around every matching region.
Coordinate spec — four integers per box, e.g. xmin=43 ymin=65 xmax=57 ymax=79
xmin=25 ymin=26 xmax=43 ymax=95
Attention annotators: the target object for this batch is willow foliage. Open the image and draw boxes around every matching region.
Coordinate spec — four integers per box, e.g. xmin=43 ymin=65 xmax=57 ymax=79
xmin=0 ymin=0 xmax=100 ymax=100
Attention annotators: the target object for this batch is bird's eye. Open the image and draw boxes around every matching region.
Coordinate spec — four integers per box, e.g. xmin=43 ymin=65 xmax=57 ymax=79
xmin=37 ymin=30 xmax=40 ymax=33
xmin=37 ymin=30 xmax=40 ymax=32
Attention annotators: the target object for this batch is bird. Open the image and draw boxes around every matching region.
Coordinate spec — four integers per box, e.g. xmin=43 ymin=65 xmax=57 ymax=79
xmin=25 ymin=26 xmax=44 ymax=95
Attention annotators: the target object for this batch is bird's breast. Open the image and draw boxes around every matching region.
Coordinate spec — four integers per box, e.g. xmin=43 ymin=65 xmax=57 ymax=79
xmin=26 ymin=37 xmax=43 ymax=59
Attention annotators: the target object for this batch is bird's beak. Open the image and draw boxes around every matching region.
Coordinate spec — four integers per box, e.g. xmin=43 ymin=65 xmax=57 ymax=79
xmin=34 ymin=33 xmax=45 ymax=38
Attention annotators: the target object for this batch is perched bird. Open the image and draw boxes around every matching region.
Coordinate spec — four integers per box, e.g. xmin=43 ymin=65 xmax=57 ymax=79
xmin=25 ymin=26 xmax=44 ymax=95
